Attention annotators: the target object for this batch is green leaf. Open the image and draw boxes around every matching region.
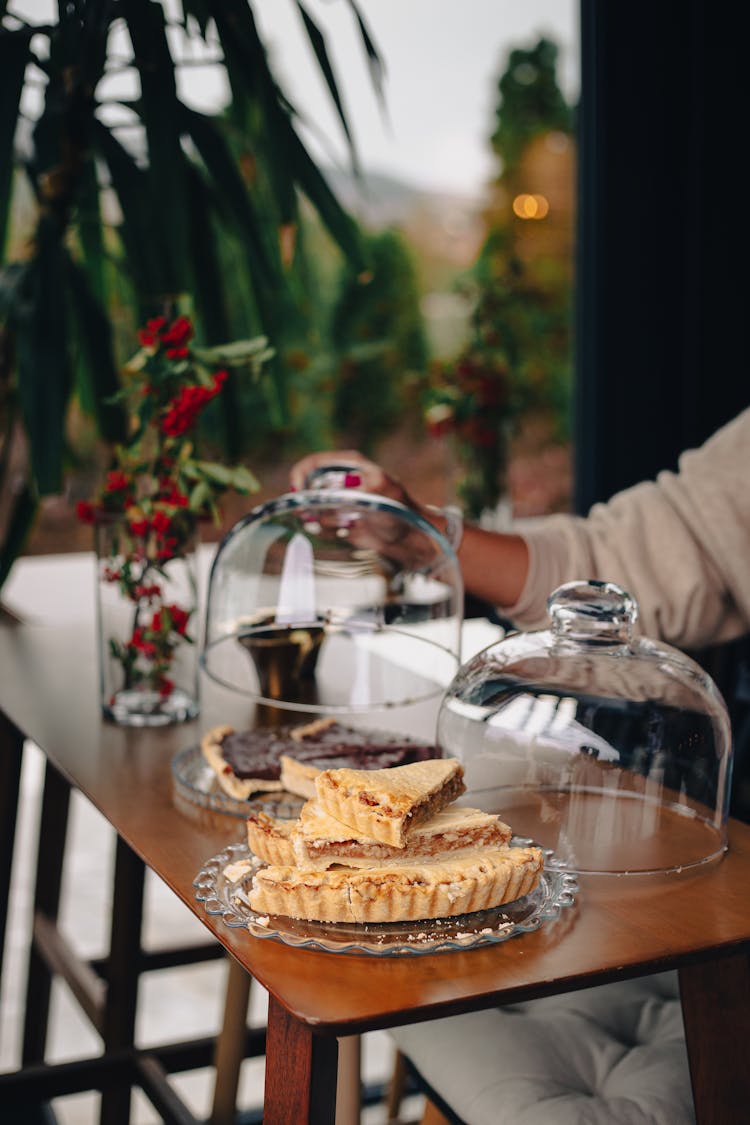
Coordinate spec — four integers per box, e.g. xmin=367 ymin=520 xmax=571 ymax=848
xmin=190 ymin=458 xmax=259 ymax=495
xmin=181 ymin=105 xmax=290 ymax=421
xmin=14 ymin=219 xmax=73 ymax=494
xmin=210 ymin=0 xmax=298 ymax=224
xmin=344 ymin=0 xmax=388 ymax=121
xmin=64 ymin=251 xmax=127 ymax=443
xmin=90 ymin=119 xmax=169 ymax=301
xmin=0 ymin=261 xmax=30 ymax=319
xmin=179 ymin=0 xmax=214 ymax=36
xmin=184 ymin=164 xmax=231 ymax=342
xmin=193 ymin=338 xmax=271 ymax=365
xmin=227 ymin=464 xmax=259 ymax=493
xmin=184 ymin=163 xmax=247 ymax=457
xmin=0 ymin=29 xmax=32 ymax=257
xmin=286 ymin=127 xmax=367 ymax=270
xmin=75 ymin=153 xmax=106 ymax=300
xmin=188 ymin=479 xmax=213 ymax=511
xmin=295 ymin=2 xmax=360 ymax=177
xmin=182 ymin=108 xmax=278 ymax=288
xmin=194 ymin=460 xmax=233 ymax=486
xmin=121 ymin=0 xmax=192 ymax=291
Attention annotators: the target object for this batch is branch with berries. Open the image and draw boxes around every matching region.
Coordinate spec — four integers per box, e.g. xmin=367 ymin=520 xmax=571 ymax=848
xmin=423 ymin=350 xmax=528 ymax=519
xmin=78 ymin=313 xmax=272 ymax=698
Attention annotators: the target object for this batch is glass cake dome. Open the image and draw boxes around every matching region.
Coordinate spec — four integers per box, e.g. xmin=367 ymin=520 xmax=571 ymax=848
xmin=201 ymin=473 xmax=463 ymax=724
xmin=437 ymin=580 xmax=732 ymax=876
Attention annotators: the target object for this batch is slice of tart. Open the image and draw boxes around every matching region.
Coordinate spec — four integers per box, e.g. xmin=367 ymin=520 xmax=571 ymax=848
xmin=201 ymin=725 xmax=286 ymax=801
xmin=279 ymin=718 xmax=440 ymax=799
xmin=293 ymin=802 xmax=512 ymax=869
xmin=246 ymin=810 xmax=297 ymax=867
xmin=201 ymin=717 xmax=440 ymax=802
xmin=314 ymin=758 xmax=466 ymax=848
xmin=247 ymin=845 xmax=544 ymax=924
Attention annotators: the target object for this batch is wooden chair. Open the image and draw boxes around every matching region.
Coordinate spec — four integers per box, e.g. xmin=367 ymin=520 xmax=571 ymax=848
xmin=1 ymin=717 xmax=362 ymax=1124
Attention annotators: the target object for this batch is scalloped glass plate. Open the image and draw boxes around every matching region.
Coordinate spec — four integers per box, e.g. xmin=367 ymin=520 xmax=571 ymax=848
xmin=193 ymin=840 xmax=579 ymax=956
xmin=171 ymin=743 xmax=305 ymax=820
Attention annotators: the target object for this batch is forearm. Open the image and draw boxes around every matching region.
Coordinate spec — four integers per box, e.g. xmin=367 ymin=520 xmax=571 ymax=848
xmin=415 ymin=504 xmax=530 ymax=609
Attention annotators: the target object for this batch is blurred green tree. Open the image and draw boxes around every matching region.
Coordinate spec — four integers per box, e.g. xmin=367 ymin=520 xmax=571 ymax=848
xmin=329 ymin=228 xmax=428 ymax=453
xmin=423 ymin=37 xmax=575 ymax=520
xmin=491 ymin=37 xmax=573 ymax=168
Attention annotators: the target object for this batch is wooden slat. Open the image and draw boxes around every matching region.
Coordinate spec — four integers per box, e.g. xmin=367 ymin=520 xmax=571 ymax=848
xmin=22 ymin=760 xmax=70 ymax=1066
xmin=335 ymin=1035 xmax=362 ymax=1125
xmin=32 ymin=911 xmax=105 ymax=1033
xmin=0 ymin=1051 xmax=133 ymax=1101
xmin=210 ymin=956 xmax=252 ymax=1125
xmin=135 ymin=1055 xmax=201 ymax=1125
xmin=0 ymin=714 xmax=23 ymax=987
xmin=100 ymin=833 xmax=145 ymax=1125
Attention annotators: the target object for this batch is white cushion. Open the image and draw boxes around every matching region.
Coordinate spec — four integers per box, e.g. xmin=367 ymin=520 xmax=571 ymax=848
xmin=390 ymin=972 xmax=693 ymax=1125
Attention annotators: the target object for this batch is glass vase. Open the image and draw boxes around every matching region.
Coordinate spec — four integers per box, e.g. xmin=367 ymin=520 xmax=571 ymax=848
xmin=95 ymin=513 xmax=200 ymax=726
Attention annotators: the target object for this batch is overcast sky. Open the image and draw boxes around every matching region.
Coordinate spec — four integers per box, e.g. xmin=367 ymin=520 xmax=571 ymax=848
xmin=251 ymin=0 xmax=580 ymax=196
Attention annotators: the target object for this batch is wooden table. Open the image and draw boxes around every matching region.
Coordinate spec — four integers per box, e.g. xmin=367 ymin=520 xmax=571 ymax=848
xmin=2 ymin=618 xmax=750 ymax=1125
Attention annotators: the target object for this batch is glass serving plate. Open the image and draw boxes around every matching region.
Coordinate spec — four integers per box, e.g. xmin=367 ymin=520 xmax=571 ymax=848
xmin=193 ymin=840 xmax=579 ymax=957
xmin=171 ymin=743 xmax=304 ymax=820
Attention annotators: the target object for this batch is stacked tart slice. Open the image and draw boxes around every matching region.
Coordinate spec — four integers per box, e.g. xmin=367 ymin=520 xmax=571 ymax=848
xmin=246 ymin=758 xmax=544 ymax=924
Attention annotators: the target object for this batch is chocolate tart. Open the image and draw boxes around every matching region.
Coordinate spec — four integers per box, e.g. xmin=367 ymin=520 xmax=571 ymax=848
xmin=201 ymin=717 xmax=441 ymax=801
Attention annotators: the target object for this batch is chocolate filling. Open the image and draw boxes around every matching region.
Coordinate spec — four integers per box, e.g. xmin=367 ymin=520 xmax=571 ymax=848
xmin=219 ymin=728 xmax=299 ymax=780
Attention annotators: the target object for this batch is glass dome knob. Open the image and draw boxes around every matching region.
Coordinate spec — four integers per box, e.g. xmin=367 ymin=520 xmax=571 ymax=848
xmin=548 ymin=580 xmax=638 ymax=645
xmin=303 ymin=461 xmax=364 ymax=491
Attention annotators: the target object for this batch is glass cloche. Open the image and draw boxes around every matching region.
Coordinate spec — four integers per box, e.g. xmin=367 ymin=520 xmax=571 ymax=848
xmin=437 ymin=580 xmax=732 ymax=876
xmin=201 ymin=473 xmax=463 ymax=729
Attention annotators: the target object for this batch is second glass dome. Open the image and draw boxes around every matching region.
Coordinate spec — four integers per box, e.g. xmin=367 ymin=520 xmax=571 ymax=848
xmin=201 ymin=486 xmax=463 ymax=719
xmin=437 ymin=580 xmax=733 ymax=876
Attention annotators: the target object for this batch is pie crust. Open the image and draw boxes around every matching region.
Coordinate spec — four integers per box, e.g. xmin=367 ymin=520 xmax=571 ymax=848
xmin=201 ymin=725 xmax=283 ymax=801
xmin=314 ymin=758 xmax=466 ymax=848
xmin=246 ymin=811 xmax=297 ymax=867
xmin=248 ymin=845 xmax=544 ymax=924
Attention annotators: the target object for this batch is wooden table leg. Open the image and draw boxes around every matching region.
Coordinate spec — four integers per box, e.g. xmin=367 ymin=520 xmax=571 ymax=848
xmin=264 ymin=993 xmax=338 ymax=1125
xmin=679 ymin=951 xmax=750 ymax=1124
xmin=0 ymin=713 xmax=23 ymax=993
xmin=22 ymin=760 xmax=71 ymax=1065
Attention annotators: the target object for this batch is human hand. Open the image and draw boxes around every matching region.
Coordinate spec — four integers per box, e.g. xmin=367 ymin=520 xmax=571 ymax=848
xmin=288 ymin=449 xmax=416 ymax=508
xmin=288 ymin=449 xmax=452 ymax=570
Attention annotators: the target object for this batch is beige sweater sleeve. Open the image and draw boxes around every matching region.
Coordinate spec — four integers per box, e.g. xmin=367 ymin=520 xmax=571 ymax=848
xmin=503 ymin=408 xmax=750 ymax=650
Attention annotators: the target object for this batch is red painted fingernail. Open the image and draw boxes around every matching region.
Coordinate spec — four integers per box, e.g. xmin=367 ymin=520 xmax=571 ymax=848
xmin=344 ymin=472 xmax=362 ymax=487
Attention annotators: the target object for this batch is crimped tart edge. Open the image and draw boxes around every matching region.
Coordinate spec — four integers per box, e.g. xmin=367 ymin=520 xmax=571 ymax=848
xmin=247 ymin=846 xmax=544 ymax=924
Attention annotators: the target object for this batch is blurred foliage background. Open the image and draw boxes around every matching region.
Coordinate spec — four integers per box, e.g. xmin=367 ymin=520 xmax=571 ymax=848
xmin=0 ymin=1 xmax=575 ymax=575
